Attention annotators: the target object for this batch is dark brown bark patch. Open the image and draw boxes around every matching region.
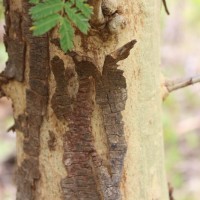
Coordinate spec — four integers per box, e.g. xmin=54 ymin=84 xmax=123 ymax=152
xmin=51 ymin=55 xmax=77 ymax=119
xmin=3 ymin=37 xmax=25 ymax=81
xmin=2 ymin=2 xmax=25 ymax=82
xmin=48 ymin=131 xmax=57 ymax=151
xmin=16 ymin=158 xmax=40 ymax=200
xmin=3 ymin=1 xmax=50 ymax=200
xmin=62 ymin=77 xmax=102 ymax=199
xmin=51 ymin=41 xmax=136 ymax=199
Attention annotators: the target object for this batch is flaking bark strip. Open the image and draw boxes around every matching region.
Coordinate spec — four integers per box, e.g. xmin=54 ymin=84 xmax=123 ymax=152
xmin=51 ymin=57 xmax=101 ymax=199
xmin=51 ymin=56 xmax=74 ymax=119
xmin=3 ymin=37 xmax=25 ymax=81
xmin=16 ymin=158 xmax=40 ymax=200
xmin=73 ymin=40 xmax=136 ymax=200
xmin=94 ymin=63 xmax=127 ymax=200
xmin=9 ymin=1 xmax=50 ymax=200
xmin=1 ymin=1 xmax=25 ymax=96
xmin=63 ymin=77 xmax=102 ymax=199
xmin=2 ymin=0 xmax=25 ymax=82
xmin=51 ymin=40 xmax=136 ymax=199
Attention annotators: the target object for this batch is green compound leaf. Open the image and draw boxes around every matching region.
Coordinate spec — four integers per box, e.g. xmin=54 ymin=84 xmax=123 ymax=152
xmin=32 ymin=13 xmax=60 ymax=36
xmin=29 ymin=0 xmax=93 ymax=52
xmin=29 ymin=0 xmax=64 ymax=20
xmin=59 ymin=17 xmax=74 ymax=52
xmin=65 ymin=2 xmax=90 ymax=34
xmin=73 ymin=0 xmax=93 ymax=18
xmin=29 ymin=0 xmax=40 ymax=4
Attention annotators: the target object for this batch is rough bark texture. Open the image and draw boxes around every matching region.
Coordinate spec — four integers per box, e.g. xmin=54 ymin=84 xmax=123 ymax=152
xmin=2 ymin=0 xmax=169 ymax=200
xmin=3 ymin=1 xmax=49 ymax=199
xmin=50 ymin=41 xmax=135 ymax=199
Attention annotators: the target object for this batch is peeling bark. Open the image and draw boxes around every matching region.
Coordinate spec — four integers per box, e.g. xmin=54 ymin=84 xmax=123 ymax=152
xmin=3 ymin=1 xmax=49 ymax=199
xmin=3 ymin=0 xmax=169 ymax=200
xmin=50 ymin=41 xmax=135 ymax=199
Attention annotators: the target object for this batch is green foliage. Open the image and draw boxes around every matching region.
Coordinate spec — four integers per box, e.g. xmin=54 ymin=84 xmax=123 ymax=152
xmin=59 ymin=17 xmax=74 ymax=52
xmin=65 ymin=1 xmax=89 ymax=34
xmin=30 ymin=0 xmax=64 ymax=20
xmin=0 ymin=0 xmax=4 ymax=19
xmin=29 ymin=0 xmax=40 ymax=4
xmin=31 ymin=13 xmax=61 ymax=35
xmin=29 ymin=0 xmax=93 ymax=52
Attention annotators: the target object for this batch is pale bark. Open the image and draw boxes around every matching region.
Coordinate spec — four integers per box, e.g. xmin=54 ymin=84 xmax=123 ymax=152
xmin=2 ymin=0 xmax=169 ymax=200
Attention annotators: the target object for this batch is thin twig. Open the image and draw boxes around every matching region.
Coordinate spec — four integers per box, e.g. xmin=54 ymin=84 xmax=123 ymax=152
xmin=162 ymin=0 xmax=170 ymax=15
xmin=165 ymin=74 xmax=200 ymax=93
xmin=168 ymin=183 xmax=175 ymax=200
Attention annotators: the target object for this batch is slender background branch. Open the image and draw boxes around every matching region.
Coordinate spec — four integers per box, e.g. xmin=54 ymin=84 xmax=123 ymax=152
xmin=162 ymin=0 xmax=170 ymax=15
xmin=165 ymin=74 xmax=200 ymax=92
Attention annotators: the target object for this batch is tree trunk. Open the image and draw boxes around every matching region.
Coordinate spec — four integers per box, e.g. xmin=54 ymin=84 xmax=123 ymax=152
xmin=2 ymin=0 xmax=169 ymax=199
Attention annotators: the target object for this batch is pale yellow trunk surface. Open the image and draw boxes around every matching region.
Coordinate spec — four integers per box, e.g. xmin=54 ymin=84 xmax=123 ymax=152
xmin=3 ymin=0 xmax=169 ymax=199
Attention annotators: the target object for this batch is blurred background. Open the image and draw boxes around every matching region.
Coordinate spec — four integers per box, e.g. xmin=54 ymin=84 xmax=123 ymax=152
xmin=0 ymin=0 xmax=200 ymax=199
xmin=162 ymin=0 xmax=200 ymax=199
